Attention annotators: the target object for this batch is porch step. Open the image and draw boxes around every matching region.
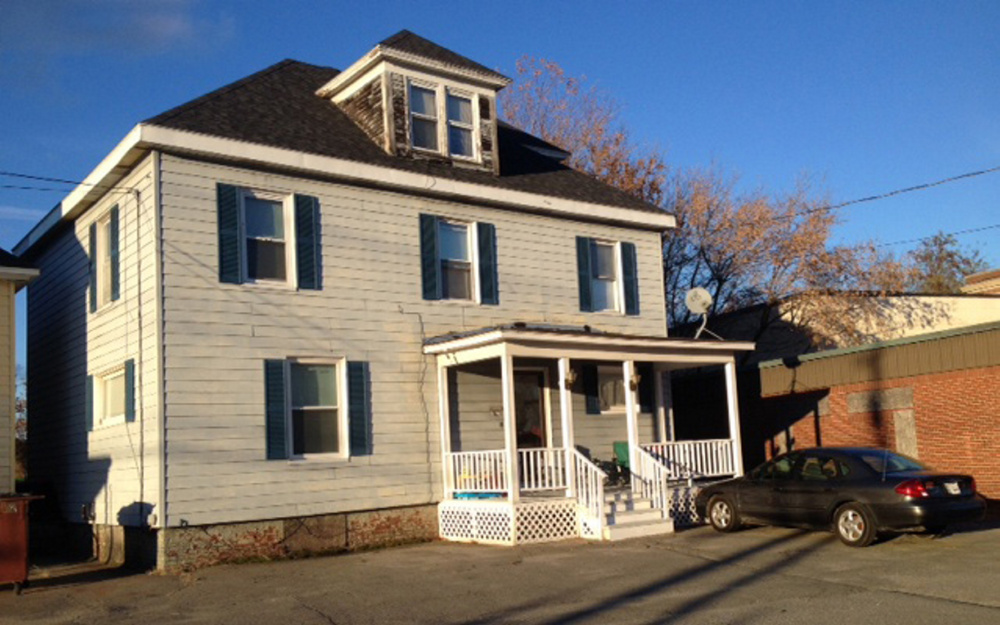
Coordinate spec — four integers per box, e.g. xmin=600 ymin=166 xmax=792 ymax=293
xmin=604 ymin=496 xmax=653 ymax=515
xmin=603 ymin=518 xmax=676 ymax=541
xmin=606 ymin=507 xmax=663 ymax=526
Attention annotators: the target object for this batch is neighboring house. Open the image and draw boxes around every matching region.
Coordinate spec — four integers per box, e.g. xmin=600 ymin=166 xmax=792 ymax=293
xmin=751 ymin=321 xmax=1000 ymax=498
xmin=16 ymin=31 xmax=753 ymax=569
xmin=0 ymin=249 xmax=38 ymax=493
xmin=962 ymin=269 xmax=1000 ymax=295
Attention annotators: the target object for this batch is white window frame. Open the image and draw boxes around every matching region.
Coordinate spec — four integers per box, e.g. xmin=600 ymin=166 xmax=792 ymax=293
xmin=597 ymin=365 xmax=628 ymax=415
xmin=239 ymin=188 xmax=297 ymax=288
xmin=285 ymin=357 xmax=349 ymax=461
xmin=95 ymin=365 xmax=127 ymax=429
xmin=437 ymin=218 xmax=480 ymax=303
xmin=94 ymin=212 xmax=114 ymax=309
xmin=407 ymin=79 xmax=481 ymax=162
xmin=590 ymin=240 xmax=624 ymax=314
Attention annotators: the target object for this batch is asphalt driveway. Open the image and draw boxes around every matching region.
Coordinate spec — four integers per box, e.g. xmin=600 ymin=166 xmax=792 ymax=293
xmin=5 ymin=523 xmax=1000 ymax=624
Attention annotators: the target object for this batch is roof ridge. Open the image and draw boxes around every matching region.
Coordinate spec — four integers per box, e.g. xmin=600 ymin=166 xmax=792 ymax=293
xmin=145 ymin=59 xmax=339 ymax=126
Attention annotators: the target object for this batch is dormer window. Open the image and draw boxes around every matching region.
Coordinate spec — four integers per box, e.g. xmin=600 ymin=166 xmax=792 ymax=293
xmin=408 ymin=81 xmax=478 ymax=160
xmin=409 ymin=85 xmax=439 ymax=151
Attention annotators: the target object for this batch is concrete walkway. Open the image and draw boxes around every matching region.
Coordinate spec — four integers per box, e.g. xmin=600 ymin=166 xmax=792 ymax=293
xmin=5 ymin=524 xmax=1000 ymax=624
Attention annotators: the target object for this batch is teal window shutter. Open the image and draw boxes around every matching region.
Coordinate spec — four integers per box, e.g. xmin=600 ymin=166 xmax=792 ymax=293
xmin=88 ymin=223 xmax=98 ymax=313
xmin=348 ymin=361 xmax=372 ymax=456
xmin=264 ymin=360 xmax=288 ymax=460
xmin=85 ymin=375 xmax=94 ymax=432
xmin=294 ymin=194 xmax=321 ymax=290
xmin=582 ymin=364 xmax=600 ymax=415
xmin=621 ymin=241 xmax=639 ymax=316
xmin=477 ymin=222 xmax=499 ymax=305
xmin=109 ymin=205 xmax=121 ymax=301
xmin=576 ymin=237 xmax=593 ymax=312
xmin=419 ymin=214 xmax=441 ymax=300
xmin=124 ymin=359 xmax=136 ymax=422
xmin=217 ymin=183 xmax=241 ymax=284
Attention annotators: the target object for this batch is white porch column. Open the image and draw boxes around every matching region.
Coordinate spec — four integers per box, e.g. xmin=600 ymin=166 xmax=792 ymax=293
xmin=558 ymin=357 xmax=576 ymax=498
xmin=623 ymin=360 xmax=639 ymax=469
xmin=501 ymin=351 xmax=520 ymax=503
xmin=437 ymin=362 xmax=453 ymax=499
xmin=724 ymin=359 xmax=745 ymax=476
xmin=653 ymin=365 xmax=667 ymax=443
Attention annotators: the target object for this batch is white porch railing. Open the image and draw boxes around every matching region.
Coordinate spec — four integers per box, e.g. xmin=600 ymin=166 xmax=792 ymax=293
xmin=642 ymin=439 xmax=736 ymax=480
xmin=632 ymin=446 xmax=670 ymax=517
xmin=570 ymin=449 xmax=607 ymax=536
xmin=449 ymin=450 xmax=508 ymax=493
xmin=518 ymin=448 xmax=568 ymax=491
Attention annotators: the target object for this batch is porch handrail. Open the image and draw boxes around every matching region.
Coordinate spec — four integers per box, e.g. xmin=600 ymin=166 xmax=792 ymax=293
xmin=632 ymin=446 xmax=670 ymax=518
xmin=449 ymin=450 xmax=508 ymax=493
xmin=641 ymin=439 xmax=736 ymax=480
xmin=518 ymin=447 xmax=568 ymax=491
xmin=570 ymin=449 xmax=607 ymax=528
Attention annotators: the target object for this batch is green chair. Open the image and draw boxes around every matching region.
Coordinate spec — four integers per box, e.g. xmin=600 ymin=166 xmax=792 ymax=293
xmin=613 ymin=441 xmax=630 ymax=470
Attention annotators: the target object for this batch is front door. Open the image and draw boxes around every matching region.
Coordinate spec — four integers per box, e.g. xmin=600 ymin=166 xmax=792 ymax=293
xmin=514 ymin=370 xmax=546 ymax=448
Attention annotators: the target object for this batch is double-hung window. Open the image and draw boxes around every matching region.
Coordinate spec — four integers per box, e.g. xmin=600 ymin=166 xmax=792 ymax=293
xmin=85 ymin=360 xmax=136 ymax=431
xmin=410 ymin=85 xmax=439 ymax=152
xmin=408 ymin=81 xmax=479 ymax=160
xmin=264 ymin=358 xmax=373 ymax=461
xmin=419 ymin=214 xmax=498 ymax=305
xmin=446 ymin=92 xmax=474 ymax=158
xmin=576 ymin=237 xmax=640 ymax=315
xmin=438 ymin=220 xmax=472 ymax=300
xmin=88 ymin=206 xmax=120 ymax=312
xmin=216 ymin=184 xmax=321 ymax=290
xmin=243 ymin=193 xmax=290 ymax=283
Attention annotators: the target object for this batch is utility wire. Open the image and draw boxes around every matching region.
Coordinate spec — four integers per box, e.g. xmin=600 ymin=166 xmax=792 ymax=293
xmin=876 ymin=222 xmax=1000 ymax=248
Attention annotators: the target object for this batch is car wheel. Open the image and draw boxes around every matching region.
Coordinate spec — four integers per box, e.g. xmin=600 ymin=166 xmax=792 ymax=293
xmin=707 ymin=495 xmax=741 ymax=533
xmin=834 ymin=503 xmax=876 ymax=547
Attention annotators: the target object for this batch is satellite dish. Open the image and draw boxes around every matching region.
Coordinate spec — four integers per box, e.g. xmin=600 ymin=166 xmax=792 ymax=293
xmin=684 ymin=287 xmax=713 ymax=315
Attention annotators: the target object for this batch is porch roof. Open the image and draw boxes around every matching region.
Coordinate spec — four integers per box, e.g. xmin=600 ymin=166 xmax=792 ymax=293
xmin=423 ymin=323 xmax=755 ymax=366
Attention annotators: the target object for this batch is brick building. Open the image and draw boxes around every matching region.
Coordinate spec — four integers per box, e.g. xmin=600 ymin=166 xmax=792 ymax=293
xmin=748 ymin=321 xmax=1000 ymax=498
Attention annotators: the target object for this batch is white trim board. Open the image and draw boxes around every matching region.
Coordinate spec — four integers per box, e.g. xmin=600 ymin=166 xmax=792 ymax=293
xmin=14 ymin=124 xmax=675 ymax=256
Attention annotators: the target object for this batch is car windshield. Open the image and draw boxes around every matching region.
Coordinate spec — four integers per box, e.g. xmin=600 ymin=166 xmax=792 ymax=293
xmin=859 ymin=450 xmax=927 ymax=474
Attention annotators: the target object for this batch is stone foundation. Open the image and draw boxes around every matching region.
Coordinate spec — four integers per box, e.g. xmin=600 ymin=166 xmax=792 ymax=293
xmin=158 ymin=504 xmax=438 ymax=572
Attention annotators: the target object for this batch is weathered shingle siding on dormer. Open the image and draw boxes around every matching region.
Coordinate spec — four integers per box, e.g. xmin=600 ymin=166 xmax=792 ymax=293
xmin=479 ymin=95 xmax=497 ymax=175
xmin=389 ymin=73 xmax=410 ymax=158
xmin=338 ymin=78 xmax=386 ymax=150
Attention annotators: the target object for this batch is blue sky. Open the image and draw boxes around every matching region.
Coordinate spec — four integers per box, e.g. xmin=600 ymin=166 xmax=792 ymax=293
xmin=2 ymin=1 xmax=999 ymax=367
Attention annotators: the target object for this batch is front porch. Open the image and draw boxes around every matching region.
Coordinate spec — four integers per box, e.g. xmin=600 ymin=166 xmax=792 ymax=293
xmin=424 ymin=325 xmax=754 ymax=545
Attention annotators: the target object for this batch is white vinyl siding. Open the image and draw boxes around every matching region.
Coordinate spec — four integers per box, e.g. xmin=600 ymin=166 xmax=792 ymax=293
xmin=26 ymin=154 xmax=161 ymax=526
xmin=157 ymin=153 xmax=666 ymax=527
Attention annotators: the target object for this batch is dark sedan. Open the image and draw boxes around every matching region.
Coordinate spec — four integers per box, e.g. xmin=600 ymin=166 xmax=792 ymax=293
xmin=694 ymin=447 xmax=986 ymax=546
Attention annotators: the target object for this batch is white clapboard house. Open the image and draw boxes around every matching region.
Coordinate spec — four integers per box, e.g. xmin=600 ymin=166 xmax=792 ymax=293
xmin=16 ymin=31 xmax=752 ymax=567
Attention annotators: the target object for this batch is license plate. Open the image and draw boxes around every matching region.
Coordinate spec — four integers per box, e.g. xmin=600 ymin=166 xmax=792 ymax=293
xmin=944 ymin=481 xmax=961 ymax=495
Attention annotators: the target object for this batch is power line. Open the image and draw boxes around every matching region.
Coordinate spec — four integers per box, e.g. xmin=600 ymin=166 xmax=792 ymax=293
xmin=876 ymin=222 xmax=1000 ymax=248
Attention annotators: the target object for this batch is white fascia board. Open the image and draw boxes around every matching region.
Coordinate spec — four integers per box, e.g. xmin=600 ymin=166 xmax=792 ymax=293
xmin=140 ymin=125 xmax=675 ymax=230
xmin=16 ymin=122 xmax=675 ymax=256
xmin=14 ymin=126 xmax=144 ymax=256
xmin=0 ymin=267 xmax=40 ymax=285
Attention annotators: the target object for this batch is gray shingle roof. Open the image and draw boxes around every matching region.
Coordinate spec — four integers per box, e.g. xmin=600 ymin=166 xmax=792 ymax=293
xmin=378 ymin=30 xmax=508 ymax=82
xmin=144 ymin=60 xmax=661 ymax=214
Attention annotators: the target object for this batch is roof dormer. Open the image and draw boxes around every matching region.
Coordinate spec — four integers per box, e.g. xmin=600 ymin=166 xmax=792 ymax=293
xmin=316 ymin=30 xmax=511 ymax=174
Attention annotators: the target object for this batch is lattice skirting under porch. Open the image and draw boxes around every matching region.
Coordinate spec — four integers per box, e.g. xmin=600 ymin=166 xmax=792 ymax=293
xmin=439 ymin=499 xmax=580 ymax=545
xmin=667 ymin=484 xmax=702 ymax=527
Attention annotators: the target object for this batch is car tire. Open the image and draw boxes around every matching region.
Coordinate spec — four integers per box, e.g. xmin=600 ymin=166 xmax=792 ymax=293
xmin=707 ymin=495 xmax=741 ymax=533
xmin=834 ymin=502 xmax=877 ymax=547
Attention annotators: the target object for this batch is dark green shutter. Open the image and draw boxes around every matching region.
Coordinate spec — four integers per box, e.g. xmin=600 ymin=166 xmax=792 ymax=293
xmin=109 ymin=205 xmax=121 ymax=301
xmin=348 ymin=361 xmax=373 ymax=456
xmin=622 ymin=241 xmax=639 ymax=316
xmin=294 ymin=194 xmax=321 ymax=290
xmin=217 ymin=183 xmax=241 ymax=284
xmin=638 ymin=363 xmax=654 ymax=413
xmin=477 ymin=222 xmax=498 ymax=305
xmin=264 ymin=360 xmax=288 ymax=460
xmin=419 ymin=214 xmax=441 ymax=300
xmin=88 ymin=223 xmax=98 ymax=313
xmin=576 ymin=237 xmax=593 ymax=312
xmin=124 ymin=359 xmax=136 ymax=423
xmin=85 ymin=375 xmax=94 ymax=432
xmin=582 ymin=364 xmax=600 ymax=415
